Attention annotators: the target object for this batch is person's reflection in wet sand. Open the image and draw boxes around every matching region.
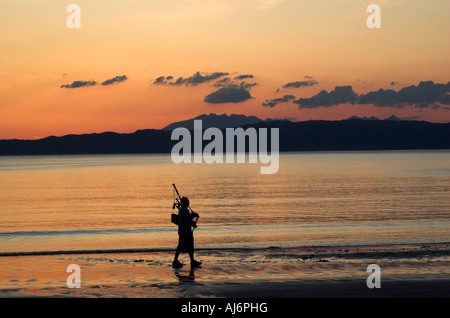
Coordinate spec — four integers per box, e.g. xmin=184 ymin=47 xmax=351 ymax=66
xmin=174 ymin=266 xmax=198 ymax=283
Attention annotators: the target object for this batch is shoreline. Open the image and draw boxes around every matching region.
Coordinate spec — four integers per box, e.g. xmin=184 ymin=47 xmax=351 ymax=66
xmin=1 ymin=241 xmax=449 ymax=257
xmin=1 ymin=242 xmax=449 ymax=298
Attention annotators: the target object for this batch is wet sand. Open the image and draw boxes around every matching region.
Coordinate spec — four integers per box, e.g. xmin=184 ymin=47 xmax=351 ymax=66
xmin=0 ymin=243 xmax=449 ymax=298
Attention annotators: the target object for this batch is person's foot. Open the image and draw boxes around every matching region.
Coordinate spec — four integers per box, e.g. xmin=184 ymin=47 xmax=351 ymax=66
xmin=172 ymin=260 xmax=183 ymax=268
xmin=190 ymin=260 xmax=202 ymax=267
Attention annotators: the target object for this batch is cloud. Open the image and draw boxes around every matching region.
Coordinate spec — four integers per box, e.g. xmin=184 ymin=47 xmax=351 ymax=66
xmin=204 ymin=85 xmax=252 ymax=104
xmin=153 ymin=71 xmax=229 ymax=86
xmin=294 ymin=86 xmax=358 ymax=108
xmin=263 ymin=81 xmax=450 ymax=109
xmin=153 ymin=76 xmax=170 ymax=85
xmin=61 ymin=75 xmax=128 ymax=89
xmin=282 ymin=79 xmax=318 ymax=89
xmin=173 ymin=71 xmax=229 ymax=86
xmin=234 ymin=74 xmax=254 ymax=80
xmin=275 ymin=76 xmax=318 ymax=92
xmin=358 ymin=88 xmax=401 ymax=107
xmin=153 ymin=72 xmax=258 ymax=91
xmin=214 ymin=77 xmax=232 ymax=87
xmin=153 ymin=71 xmax=258 ymax=104
xmin=238 ymin=81 xmax=258 ymax=90
xmin=60 ymin=80 xmax=97 ymax=89
xmin=358 ymin=81 xmax=450 ymax=108
xmin=101 ymin=75 xmax=127 ymax=86
xmin=263 ymin=95 xmax=295 ymax=108
xmin=214 ymin=75 xmax=257 ymax=91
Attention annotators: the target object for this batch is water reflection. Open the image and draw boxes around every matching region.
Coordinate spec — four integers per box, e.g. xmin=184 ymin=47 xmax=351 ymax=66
xmin=0 ymin=151 xmax=449 ymax=253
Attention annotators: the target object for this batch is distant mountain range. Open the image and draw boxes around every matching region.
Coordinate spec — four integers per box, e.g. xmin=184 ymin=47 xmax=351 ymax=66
xmin=0 ymin=113 xmax=449 ymax=155
xmin=344 ymin=115 xmax=404 ymax=121
xmin=163 ymin=114 xmax=406 ymax=131
xmin=162 ymin=113 xmax=289 ymax=131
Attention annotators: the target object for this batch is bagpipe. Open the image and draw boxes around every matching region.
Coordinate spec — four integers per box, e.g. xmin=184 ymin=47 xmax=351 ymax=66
xmin=171 ymin=184 xmax=200 ymax=228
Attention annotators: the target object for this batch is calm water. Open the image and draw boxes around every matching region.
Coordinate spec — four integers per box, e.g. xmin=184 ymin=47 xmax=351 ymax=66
xmin=0 ymin=151 xmax=449 ymax=254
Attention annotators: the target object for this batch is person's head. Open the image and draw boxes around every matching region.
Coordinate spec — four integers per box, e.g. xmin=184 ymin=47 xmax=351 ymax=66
xmin=180 ymin=197 xmax=190 ymax=208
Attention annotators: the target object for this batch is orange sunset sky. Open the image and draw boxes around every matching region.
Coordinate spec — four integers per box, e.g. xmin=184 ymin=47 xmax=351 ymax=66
xmin=1 ymin=0 xmax=449 ymax=140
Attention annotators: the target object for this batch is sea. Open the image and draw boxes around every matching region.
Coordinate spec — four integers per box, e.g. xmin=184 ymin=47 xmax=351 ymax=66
xmin=0 ymin=150 xmax=449 ymax=255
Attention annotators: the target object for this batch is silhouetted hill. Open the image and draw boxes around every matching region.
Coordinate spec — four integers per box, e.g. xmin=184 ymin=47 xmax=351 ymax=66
xmin=0 ymin=129 xmax=173 ymax=155
xmin=344 ymin=115 xmax=405 ymax=121
xmin=0 ymin=118 xmax=448 ymax=155
xmin=257 ymin=119 xmax=450 ymax=151
xmin=162 ymin=113 xmax=287 ymax=131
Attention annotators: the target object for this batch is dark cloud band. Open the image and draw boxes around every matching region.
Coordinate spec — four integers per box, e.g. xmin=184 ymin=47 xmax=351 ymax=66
xmin=234 ymin=74 xmax=254 ymax=80
xmin=263 ymin=95 xmax=295 ymax=108
xmin=264 ymin=81 xmax=450 ymax=109
xmin=101 ymin=75 xmax=127 ymax=86
xmin=294 ymin=86 xmax=357 ymax=108
xmin=204 ymin=85 xmax=252 ymax=104
xmin=153 ymin=72 xmax=229 ymax=86
xmin=61 ymin=75 xmax=127 ymax=89
xmin=60 ymin=80 xmax=97 ymax=89
xmin=282 ymin=80 xmax=318 ymax=89
xmin=358 ymin=81 xmax=450 ymax=108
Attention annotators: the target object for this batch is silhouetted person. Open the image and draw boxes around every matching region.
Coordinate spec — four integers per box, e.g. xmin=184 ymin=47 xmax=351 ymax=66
xmin=172 ymin=197 xmax=201 ymax=268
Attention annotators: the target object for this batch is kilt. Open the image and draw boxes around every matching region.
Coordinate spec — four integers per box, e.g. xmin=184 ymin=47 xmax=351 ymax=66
xmin=177 ymin=233 xmax=194 ymax=253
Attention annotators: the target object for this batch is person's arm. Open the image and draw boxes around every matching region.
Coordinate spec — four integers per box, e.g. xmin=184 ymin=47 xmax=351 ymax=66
xmin=190 ymin=214 xmax=197 ymax=228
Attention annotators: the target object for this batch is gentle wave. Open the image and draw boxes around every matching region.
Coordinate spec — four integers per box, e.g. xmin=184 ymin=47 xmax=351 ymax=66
xmin=0 ymin=222 xmax=450 ymax=240
xmin=0 ymin=221 xmax=448 ymax=239
xmin=0 ymin=248 xmax=174 ymax=257
xmin=0 ymin=154 xmax=172 ymax=172
xmin=0 ymin=227 xmax=174 ymax=238
xmin=1 ymin=242 xmax=449 ymax=258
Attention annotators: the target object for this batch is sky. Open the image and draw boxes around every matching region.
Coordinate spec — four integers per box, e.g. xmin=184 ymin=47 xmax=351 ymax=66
xmin=0 ymin=0 xmax=449 ymax=139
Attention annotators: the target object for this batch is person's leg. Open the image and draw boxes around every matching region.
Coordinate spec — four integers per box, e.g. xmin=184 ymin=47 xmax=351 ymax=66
xmin=174 ymin=248 xmax=180 ymax=262
xmin=172 ymin=249 xmax=183 ymax=268
xmin=172 ymin=238 xmax=183 ymax=267
xmin=190 ymin=255 xmax=201 ymax=267
xmin=188 ymin=234 xmax=201 ymax=266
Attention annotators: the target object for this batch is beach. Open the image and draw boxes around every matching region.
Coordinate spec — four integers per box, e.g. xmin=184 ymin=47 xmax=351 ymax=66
xmin=1 ymin=243 xmax=449 ymax=298
xmin=1 ymin=152 xmax=449 ymax=299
